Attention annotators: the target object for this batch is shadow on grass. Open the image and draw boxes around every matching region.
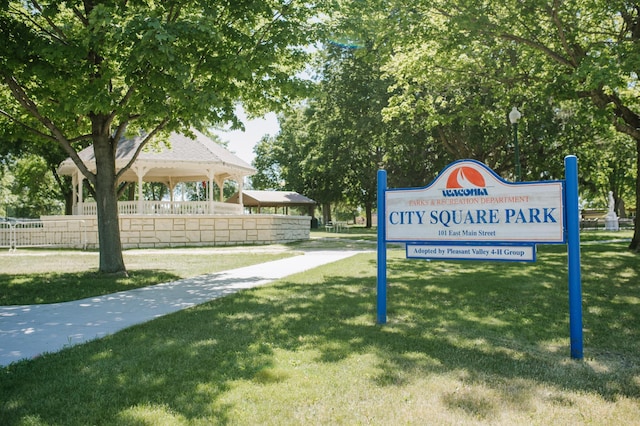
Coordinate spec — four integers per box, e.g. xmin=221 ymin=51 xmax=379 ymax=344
xmin=1 ymin=243 xmax=638 ymax=423
xmin=0 ymin=270 xmax=181 ymax=305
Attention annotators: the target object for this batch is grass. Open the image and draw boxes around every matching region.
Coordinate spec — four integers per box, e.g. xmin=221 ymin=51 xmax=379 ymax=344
xmin=1 ymin=230 xmax=639 ymax=424
xmin=0 ymin=226 xmax=376 ymax=305
xmin=0 ymin=247 xmax=295 ymax=305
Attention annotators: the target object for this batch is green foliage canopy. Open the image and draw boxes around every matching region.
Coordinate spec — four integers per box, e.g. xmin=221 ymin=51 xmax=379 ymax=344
xmin=0 ymin=0 xmax=321 ymax=271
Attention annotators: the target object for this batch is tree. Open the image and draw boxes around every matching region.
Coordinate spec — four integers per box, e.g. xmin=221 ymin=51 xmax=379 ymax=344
xmin=0 ymin=125 xmax=78 ymax=214
xmin=253 ymin=106 xmax=344 ymax=223
xmin=253 ymin=44 xmax=391 ymax=227
xmin=252 ymin=134 xmax=285 ymax=191
xmin=579 ymin=131 xmax=637 ymax=217
xmin=418 ymin=0 xmax=640 ymax=249
xmin=0 ymin=1 xmax=319 ymax=273
xmin=0 ymin=159 xmax=16 ymax=217
xmin=314 ymin=44 xmax=391 ymax=227
xmin=1 ymin=153 xmax=63 ymax=217
xmin=344 ymin=0 xmax=640 ymax=249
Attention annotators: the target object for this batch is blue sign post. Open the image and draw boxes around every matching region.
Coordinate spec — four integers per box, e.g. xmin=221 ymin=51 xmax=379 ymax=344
xmin=564 ymin=155 xmax=583 ymax=359
xmin=377 ymin=169 xmax=387 ymax=325
xmin=376 ymin=155 xmax=583 ymax=359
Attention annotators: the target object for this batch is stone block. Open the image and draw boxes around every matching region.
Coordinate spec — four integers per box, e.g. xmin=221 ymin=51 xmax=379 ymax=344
xmin=200 ymin=230 xmax=215 ymax=242
xmin=170 ymin=231 xmax=186 ymax=241
xmin=199 ymin=218 xmax=215 ymax=229
xmin=186 ymin=219 xmax=200 ymax=230
xmin=155 ymin=231 xmax=171 ymax=242
xmin=229 ymin=230 xmax=247 ymax=242
xmin=215 ymin=219 xmax=229 ymax=229
xmin=257 ymin=230 xmax=274 ymax=241
xmin=243 ymin=219 xmax=257 ymax=229
xmin=229 ymin=218 xmax=243 ymax=230
xmin=155 ymin=219 xmax=173 ymax=231
xmin=215 ymin=230 xmax=230 ymax=241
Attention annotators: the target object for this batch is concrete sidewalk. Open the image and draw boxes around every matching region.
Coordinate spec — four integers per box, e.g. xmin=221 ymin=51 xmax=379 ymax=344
xmin=0 ymin=250 xmax=364 ymax=366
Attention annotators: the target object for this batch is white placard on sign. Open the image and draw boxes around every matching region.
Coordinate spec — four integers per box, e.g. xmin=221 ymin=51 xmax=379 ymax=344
xmin=406 ymin=243 xmax=536 ymax=262
xmin=386 ymin=160 xmax=565 ymax=244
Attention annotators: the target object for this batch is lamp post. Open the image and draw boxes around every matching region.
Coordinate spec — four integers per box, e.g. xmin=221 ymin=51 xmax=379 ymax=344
xmin=509 ymin=106 xmax=522 ymax=181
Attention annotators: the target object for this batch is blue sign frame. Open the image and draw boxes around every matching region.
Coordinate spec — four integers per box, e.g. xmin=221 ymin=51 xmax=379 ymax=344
xmin=377 ymin=156 xmax=583 ymax=359
xmin=384 ymin=159 xmax=566 ymax=245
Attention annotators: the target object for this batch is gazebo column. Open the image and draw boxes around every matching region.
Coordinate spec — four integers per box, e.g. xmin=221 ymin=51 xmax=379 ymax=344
xmin=214 ymin=178 xmax=223 ymax=203
xmin=132 ymin=165 xmax=149 ymax=214
xmin=214 ymin=176 xmax=225 ymax=202
xmin=214 ymin=176 xmax=226 ymax=215
xmin=71 ymin=173 xmax=78 ymax=215
xmin=138 ymin=174 xmax=144 ymax=213
xmin=234 ymin=174 xmax=245 ymax=210
xmin=168 ymin=178 xmax=175 ymax=202
xmin=78 ymin=172 xmax=84 ymax=215
xmin=205 ymin=169 xmax=215 ymax=214
xmin=168 ymin=179 xmax=178 ymax=214
xmin=208 ymin=177 xmax=214 ymax=213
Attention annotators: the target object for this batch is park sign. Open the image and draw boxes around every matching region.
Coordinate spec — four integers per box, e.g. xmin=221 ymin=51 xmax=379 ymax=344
xmin=385 ymin=159 xmax=565 ymax=248
xmin=376 ymin=156 xmax=584 ymax=360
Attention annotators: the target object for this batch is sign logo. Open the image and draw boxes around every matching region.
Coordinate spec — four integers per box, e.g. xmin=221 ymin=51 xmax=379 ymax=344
xmin=443 ymin=166 xmax=488 ymax=197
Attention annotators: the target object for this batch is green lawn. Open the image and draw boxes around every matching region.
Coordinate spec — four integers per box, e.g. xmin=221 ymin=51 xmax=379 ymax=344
xmin=0 ymin=227 xmax=377 ymax=306
xmin=0 ymin=247 xmax=295 ymax=305
xmin=1 ymin=231 xmax=638 ymax=424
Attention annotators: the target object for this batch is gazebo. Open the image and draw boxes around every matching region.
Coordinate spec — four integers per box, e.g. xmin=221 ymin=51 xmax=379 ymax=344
xmin=58 ymin=129 xmax=256 ymax=215
xmin=50 ymin=130 xmax=311 ymax=249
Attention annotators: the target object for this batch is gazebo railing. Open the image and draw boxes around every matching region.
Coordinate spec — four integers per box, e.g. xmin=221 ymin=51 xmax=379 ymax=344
xmin=77 ymin=200 xmax=243 ymax=215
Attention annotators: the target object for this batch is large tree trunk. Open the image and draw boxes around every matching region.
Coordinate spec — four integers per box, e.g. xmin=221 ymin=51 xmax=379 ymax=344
xmin=92 ymin=117 xmax=127 ymax=275
xmin=322 ymin=202 xmax=332 ymax=225
xmin=64 ymin=190 xmax=74 ymax=216
xmin=365 ymin=201 xmax=373 ymax=229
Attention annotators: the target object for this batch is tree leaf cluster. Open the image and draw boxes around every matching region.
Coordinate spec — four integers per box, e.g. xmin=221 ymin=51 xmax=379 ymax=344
xmin=0 ymin=0 xmax=323 ymax=272
xmin=253 ymin=0 xmax=639 ymax=247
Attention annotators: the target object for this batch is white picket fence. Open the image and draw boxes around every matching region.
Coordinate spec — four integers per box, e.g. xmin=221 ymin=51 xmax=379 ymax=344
xmin=0 ymin=222 xmax=11 ymax=250
xmin=77 ymin=200 xmax=243 ymax=216
xmin=0 ymin=219 xmax=87 ymax=251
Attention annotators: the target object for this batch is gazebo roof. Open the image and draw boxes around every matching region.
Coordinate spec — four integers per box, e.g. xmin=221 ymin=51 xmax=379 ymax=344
xmin=58 ymin=129 xmax=256 ymax=183
xmin=227 ymin=190 xmax=316 ymax=207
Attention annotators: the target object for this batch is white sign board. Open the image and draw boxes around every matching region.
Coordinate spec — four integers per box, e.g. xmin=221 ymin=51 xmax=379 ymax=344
xmin=406 ymin=243 xmax=536 ymax=262
xmin=386 ymin=160 xmax=565 ymax=244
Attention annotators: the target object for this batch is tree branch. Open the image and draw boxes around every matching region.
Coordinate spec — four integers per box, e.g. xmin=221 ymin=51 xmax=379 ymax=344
xmin=115 ymin=117 xmax=171 ymax=181
xmin=23 ymin=1 xmax=69 ymax=45
xmin=71 ymin=5 xmax=90 ymax=26
xmin=0 ymin=109 xmax=57 ymax=143
xmin=167 ymin=3 xmax=182 ymax=23
xmin=581 ymin=87 xmax=640 ymax=140
xmin=116 ymin=181 xmax=131 ymax=198
xmin=3 ymin=74 xmax=96 ymax=184
xmin=547 ymin=0 xmax=580 ymax=67
xmin=433 ymin=4 xmax=578 ymax=70
xmin=499 ymin=32 xmax=576 ymax=69
xmin=112 ymin=121 xmax=129 ymax=146
xmin=106 ymin=85 xmax=137 ymax=124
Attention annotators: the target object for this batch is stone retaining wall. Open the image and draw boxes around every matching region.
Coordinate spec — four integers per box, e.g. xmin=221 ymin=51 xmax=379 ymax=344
xmin=38 ymin=214 xmax=310 ymax=249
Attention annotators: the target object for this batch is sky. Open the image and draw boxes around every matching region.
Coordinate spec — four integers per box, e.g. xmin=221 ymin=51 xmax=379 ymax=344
xmin=212 ymin=108 xmax=280 ymax=165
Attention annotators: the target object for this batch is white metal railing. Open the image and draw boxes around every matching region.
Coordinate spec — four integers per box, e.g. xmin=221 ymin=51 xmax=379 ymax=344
xmin=1 ymin=219 xmax=87 ymax=251
xmin=78 ymin=200 xmax=242 ymax=216
xmin=0 ymin=222 xmax=13 ymax=250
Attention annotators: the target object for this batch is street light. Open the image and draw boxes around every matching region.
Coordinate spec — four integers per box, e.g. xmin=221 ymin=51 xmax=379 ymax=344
xmin=509 ymin=106 xmax=522 ymax=181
